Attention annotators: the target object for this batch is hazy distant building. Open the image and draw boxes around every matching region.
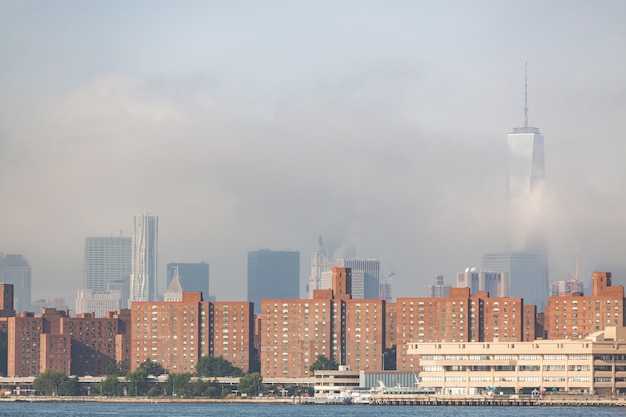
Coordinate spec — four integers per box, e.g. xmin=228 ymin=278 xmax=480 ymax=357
xmin=247 ymin=250 xmax=300 ymax=314
xmin=457 ymin=268 xmax=508 ymax=297
xmin=75 ymin=289 xmax=122 ymax=318
xmin=489 ymin=64 xmax=549 ymax=310
xmin=551 ymin=278 xmax=585 ymax=296
xmin=307 ymin=236 xmax=329 ymax=298
xmin=427 ymin=275 xmax=451 ymax=298
xmin=84 ymin=237 xmax=131 ymax=292
xmin=166 ymin=262 xmax=209 ymax=298
xmin=81 ymin=236 xmax=131 ymax=313
xmin=483 ymin=251 xmax=548 ymax=311
xmin=0 ymin=254 xmax=31 ymax=313
xmin=320 ymin=259 xmax=380 ymax=299
xmin=163 ymin=266 xmax=183 ymax=302
xmin=129 ymin=214 xmax=159 ymax=304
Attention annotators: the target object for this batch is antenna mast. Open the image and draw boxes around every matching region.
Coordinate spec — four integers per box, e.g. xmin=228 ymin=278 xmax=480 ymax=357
xmin=524 ymin=60 xmax=529 ymax=129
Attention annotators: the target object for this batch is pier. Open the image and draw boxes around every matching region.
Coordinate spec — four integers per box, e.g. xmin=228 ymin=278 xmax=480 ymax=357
xmin=369 ymin=394 xmax=626 ymax=407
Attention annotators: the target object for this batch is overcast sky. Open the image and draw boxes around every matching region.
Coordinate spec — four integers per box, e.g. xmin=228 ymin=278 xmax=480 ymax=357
xmin=1 ymin=1 xmax=625 ymax=307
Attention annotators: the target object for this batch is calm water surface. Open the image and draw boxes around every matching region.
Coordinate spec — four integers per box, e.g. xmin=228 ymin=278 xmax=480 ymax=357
xmin=0 ymin=403 xmax=624 ymax=417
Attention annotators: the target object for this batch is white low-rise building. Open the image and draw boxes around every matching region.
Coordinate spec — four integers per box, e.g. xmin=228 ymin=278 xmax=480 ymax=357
xmin=408 ymin=327 xmax=626 ymax=396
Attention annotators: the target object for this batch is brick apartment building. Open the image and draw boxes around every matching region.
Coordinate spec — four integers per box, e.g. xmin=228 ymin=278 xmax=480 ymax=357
xmin=130 ymin=292 xmax=253 ymax=374
xmin=392 ymin=288 xmax=533 ymax=371
xmin=260 ymin=267 xmax=386 ymax=378
xmin=5 ymin=307 xmax=131 ymax=377
xmin=544 ymin=272 xmax=625 ymax=340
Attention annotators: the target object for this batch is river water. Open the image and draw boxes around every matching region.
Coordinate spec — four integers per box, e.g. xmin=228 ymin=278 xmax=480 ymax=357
xmin=0 ymin=403 xmax=624 ymax=417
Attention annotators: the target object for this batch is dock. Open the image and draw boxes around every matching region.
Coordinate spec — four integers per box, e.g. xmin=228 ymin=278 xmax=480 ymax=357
xmin=369 ymin=394 xmax=626 ymax=407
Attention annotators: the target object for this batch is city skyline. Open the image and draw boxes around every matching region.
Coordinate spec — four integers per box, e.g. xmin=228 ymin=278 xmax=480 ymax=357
xmin=0 ymin=2 xmax=624 ymax=306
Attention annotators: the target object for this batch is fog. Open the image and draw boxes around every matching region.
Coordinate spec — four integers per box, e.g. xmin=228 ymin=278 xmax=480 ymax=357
xmin=0 ymin=1 xmax=624 ymax=306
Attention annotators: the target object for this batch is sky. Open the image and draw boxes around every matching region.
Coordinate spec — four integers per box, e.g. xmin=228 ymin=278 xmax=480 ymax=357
xmin=1 ymin=1 xmax=625 ymax=307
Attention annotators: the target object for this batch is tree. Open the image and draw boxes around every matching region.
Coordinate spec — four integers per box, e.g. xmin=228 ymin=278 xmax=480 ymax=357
xmin=106 ymin=359 xmax=130 ymax=377
xmin=125 ymin=367 xmax=149 ymax=396
xmin=195 ymin=355 xmax=242 ymax=377
xmin=309 ymin=355 xmax=339 ymax=372
xmin=138 ymin=358 xmax=165 ymax=376
xmin=238 ymin=372 xmax=262 ymax=396
xmin=99 ymin=374 xmax=121 ymax=396
xmin=33 ymin=369 xmax=80 ymax=396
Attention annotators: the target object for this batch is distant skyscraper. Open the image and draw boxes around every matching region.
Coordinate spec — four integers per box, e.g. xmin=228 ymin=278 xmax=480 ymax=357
xmin=488 ymin=63 xmax=549 ymax=310
xmin=0 ymin=254 xmax=31 ymax=312
xmin=427 ymin=275 xmax=451 ymax=298
xmin=456 ymin=267 xmax=508 ymax=297
xmin=83 ymin=236 xmax=131 ymax=295
xmin=78 ymin=236 xmax=130 ymax=316
xmin=247 ymin=250 xmax=300 ymax=314
xmin=166 ymin=262 xmax=209 ymax=298
xmin=320 ymin=258 xmax=380 ymax=299
xmin=307 ymin=236 xmax=329 ymax=298
xmin=507 ymin=66 xmax=546 ymax=251
xmin=129 ymin=214 xmax=158 ymax=303
xmin=163 ymin=266 xmax=183 ymax=302
xmin=483 ymin=251 xmax=547 ymax=311
xmin=550 ymin=278 xmax=585 ymax=296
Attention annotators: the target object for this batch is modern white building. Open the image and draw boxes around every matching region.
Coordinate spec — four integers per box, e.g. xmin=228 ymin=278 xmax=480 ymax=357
xmin=408 ymin=327 xmax=626 ymax=396
xmin=75 ymin=289 xmax=122 ymax=317
xmin=129 ymin=213 xmax=158 ymax=304
xmin=457 ymin=268 xmax=508 ymax=298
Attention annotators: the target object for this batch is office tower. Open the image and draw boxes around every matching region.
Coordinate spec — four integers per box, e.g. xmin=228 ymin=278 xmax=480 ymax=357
xmin=457 ymin=267 xmax=508 ymax=297
xmin=129 ymin=214 xmax=159 ymax=303
xmin=0 ymin=254 xmax=32 ymax=312
xmin=483 ymin=251 xmax=547 ymax=311
xmin=307 ymin=235 xmax=329 ymax=298
xmin=84 ymin=237 xmax=132 ymax=292
xmin=507 ymin=63 xmax=546 ymax=249
xmin=166 ymin=262 xmax=209 ymax=298
xmin=487 ymin=64 xmax=549 ymax=309
xmin=320 ymin=258 xmax=380 ymax=299
xmin=80 ymin=236 xmax=131 ymax=314
xmin=427 ymin=275 xmax=451 ymax=298
xmin=247 ymin=250 xmax=300 ymax=314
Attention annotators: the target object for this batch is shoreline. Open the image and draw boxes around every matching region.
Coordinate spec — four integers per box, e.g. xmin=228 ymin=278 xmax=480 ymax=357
xmin=3 ymin=395 xmax=626 ymax=407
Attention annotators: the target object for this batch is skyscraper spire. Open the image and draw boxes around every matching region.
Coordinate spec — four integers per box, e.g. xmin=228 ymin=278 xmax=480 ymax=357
xmin=512 ymin=60 xmax=539 ymax=134
xmin=524 ymin=59 xmax=529 ymax=129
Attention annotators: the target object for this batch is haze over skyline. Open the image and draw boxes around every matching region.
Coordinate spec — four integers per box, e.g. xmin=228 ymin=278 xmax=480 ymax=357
xmin=1 ymin=1 xmax=625 ymax=307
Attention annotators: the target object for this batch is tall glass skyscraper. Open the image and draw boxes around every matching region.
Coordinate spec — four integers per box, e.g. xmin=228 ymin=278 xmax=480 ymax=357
xmin=0 ymin=254 xmax=31 ymax=313
xmin=247 ymin=250 xmax=300 ymax=314
xmin=487 ymin=64 xmax=549 ymax=311
xmin=129 ymin=214 xmax=159 ymax=303
xmin=84 ymin=236 xmax=131 ymax=292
